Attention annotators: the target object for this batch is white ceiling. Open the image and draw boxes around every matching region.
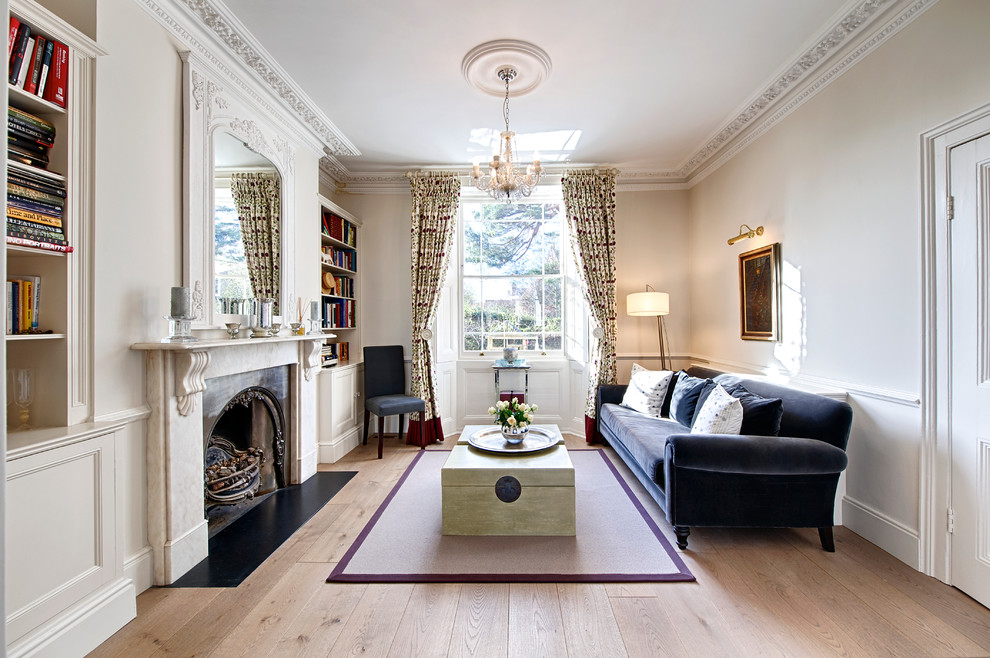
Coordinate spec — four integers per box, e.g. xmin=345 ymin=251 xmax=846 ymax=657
xmin=213 ymin=0 xmax=896 ymax=181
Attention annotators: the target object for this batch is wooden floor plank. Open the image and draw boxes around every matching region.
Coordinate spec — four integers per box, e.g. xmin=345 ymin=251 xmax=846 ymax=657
xmin=386 ymin=583 xmax=460 ymax=658
xmin=324 ymin=583 xmax=414 ymax=657
xmin=268 ymin=583 xmax=366 ymax=657
xmin=608 ymin=596 xmax=680 ymax=657
xmin=87 ymin=587 xmax=222 ymax=658
xmin=208 ymin=562 xmax=335 ymax=657
xmin=508 ymin=584 xmax=567 ymax=658
xmin=448 ymin=583 xmax=509 ymax=658
xmin=555 ymin=583 xmax=627 ymax=657
xmin=788 ymin=529 xmax=986 ymax=657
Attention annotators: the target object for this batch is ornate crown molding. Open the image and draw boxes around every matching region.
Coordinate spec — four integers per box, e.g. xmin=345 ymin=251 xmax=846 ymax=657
xmin=139 ymin=0 xmax=358 ymax=158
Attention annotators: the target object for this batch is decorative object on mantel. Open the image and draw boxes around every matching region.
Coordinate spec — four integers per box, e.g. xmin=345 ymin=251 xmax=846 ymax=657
xmin=627 ymin=285 xmax=671 ymax=371
xmin=739 ymin=242 xmax=781 ymax=341
xmin=164 ymin=286 xmax=198 ymax=343
xmin=251 ymin=298 xmax=275 ymax=338
xmin=469 ymin=66 xmax=544 ymax=203
xmin=727 ymin=223 xmax=764 ymax=245
xmin=224 ymin=322 xmax=241 ymax=339
xmin=488 ymin=397 xmax=537 ymax=445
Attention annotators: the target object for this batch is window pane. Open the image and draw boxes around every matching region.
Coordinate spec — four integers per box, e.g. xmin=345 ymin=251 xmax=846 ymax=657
xmin=463 ymin=278 xmax=482 ymax=333
xmin=463 ymin=216 xmax=483 ymax=276
xmin=481 ymin=220 xmax=544 ymax=276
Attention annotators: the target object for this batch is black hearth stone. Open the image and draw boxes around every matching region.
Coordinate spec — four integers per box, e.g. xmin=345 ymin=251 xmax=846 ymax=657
xmin=170 ymin=471 xmax=357 ymax=588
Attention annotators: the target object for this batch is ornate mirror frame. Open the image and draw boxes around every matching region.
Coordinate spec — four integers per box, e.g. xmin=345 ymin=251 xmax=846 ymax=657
xmin=181 ymin=52 xmax=296 ymax=329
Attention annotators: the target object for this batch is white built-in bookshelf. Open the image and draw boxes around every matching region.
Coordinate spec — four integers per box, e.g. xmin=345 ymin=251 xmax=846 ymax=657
xmin=318 ymin=195 xmax=361 ymax=367
xmin=5 ymin=0 xmax=102 ymax=439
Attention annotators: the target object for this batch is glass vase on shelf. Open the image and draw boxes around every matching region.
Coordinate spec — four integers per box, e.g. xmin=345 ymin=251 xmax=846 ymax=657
xmin=12 ymin=368 xmax=33 ymax=430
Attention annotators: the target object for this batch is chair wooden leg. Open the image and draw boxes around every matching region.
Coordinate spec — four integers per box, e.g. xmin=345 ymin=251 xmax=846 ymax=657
xmin=363 ymin=410 xmax=370 ymax=445
xmin=818 ymin=526 xmax=835 ymax=552
xmin=398 ymin=414 xmax=405 ymax=445
xmin=377 ymin=416 xmax=385 ymax=459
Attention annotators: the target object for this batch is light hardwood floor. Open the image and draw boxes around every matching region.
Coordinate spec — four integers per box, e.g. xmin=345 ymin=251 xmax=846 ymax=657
xmin=90 ymin=434 xmax=990 ymax=657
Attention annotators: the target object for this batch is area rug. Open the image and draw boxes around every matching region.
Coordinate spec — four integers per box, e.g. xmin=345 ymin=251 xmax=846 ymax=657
xmin=327 ymin=450 xmax=693 ymax=583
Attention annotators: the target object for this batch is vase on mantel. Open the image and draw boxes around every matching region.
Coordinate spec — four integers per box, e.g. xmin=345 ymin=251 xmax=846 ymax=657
xmin=501 ymin=425 xmax=528 ymax=445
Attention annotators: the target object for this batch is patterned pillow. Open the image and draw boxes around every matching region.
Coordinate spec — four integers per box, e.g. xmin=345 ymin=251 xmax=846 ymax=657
xmin=669 ymin=372 xmax=711 ymax=426
xmin=620 ymin=364 xmax=675 ymax=418
xmin=691 ymin=384 xmax=744 ymax=434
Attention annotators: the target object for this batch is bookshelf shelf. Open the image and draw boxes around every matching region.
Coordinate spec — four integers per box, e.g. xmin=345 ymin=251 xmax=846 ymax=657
xmin=6 ymin=333 xmax=65 ymax=341
xmin=8 ymin=83 xmax=65 ymax=115
xmin=322 ymin=262 xmax=356 ymax=276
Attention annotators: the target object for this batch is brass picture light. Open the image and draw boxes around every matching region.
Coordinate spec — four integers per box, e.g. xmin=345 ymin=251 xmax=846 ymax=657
xmin=728 ymin=224 xmax=764 ymax=246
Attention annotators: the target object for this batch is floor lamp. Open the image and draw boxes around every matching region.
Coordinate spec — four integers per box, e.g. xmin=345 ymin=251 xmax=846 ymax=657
xmin=627 ymin=286 xmax=671 ymax=371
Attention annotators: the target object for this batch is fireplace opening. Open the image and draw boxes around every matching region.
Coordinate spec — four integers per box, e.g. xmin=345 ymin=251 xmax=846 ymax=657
xmin=204 ymin=383 xmax=288 ymax=535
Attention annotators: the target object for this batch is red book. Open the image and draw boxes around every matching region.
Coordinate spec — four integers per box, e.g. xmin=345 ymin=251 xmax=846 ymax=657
xmin=23 ymin=35 xmax=44 ymax=94
xmin=42 ymin=39 xmax=67 ymax=108
xmin=8 ymin=16 xmax=20 ymax=58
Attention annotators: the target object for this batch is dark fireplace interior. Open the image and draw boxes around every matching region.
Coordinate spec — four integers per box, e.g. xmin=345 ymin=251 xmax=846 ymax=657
xmin=203 ymin=367 xmax=290 ymax=535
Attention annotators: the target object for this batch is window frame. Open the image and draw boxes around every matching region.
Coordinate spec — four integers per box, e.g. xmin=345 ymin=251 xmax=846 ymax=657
xmin=457 ymin=187 xmax=583 ymax=360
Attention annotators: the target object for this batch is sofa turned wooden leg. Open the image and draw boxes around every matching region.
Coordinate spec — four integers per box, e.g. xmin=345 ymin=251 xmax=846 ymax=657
xmin=819 ymin=527 xmax=835 ymax=552
xmin=674 ymin=526 xmax=690 ymax=550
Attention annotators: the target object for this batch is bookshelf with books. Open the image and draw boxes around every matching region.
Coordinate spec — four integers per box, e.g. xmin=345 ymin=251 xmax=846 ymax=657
xmin=5 ymin=0 xmax=103 ymax=435
xmin=316 ymin=196 xmax=364 ymax=463
xmin=319 ymin=196 xmax=360 ymax=366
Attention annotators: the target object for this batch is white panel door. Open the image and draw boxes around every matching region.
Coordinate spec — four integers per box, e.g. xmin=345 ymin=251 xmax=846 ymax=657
xmin=949 ymin=133 xmax=990 ymax=608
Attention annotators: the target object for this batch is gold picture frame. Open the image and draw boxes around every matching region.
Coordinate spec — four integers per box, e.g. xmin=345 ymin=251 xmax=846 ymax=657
xmin=738 ymin=242 xmax=781 ymax=341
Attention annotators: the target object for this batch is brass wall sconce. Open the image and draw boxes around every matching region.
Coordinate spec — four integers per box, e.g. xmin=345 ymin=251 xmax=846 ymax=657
xmin=727 ymin=224 xmax=764 ymax=245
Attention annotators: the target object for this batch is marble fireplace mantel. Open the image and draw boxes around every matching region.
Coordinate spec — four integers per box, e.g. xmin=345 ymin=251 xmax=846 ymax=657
xmin=132 ymin=334 xmax=323 ymax=585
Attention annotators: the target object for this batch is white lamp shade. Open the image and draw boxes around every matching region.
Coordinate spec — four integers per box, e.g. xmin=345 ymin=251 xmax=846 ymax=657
xmin=627 ymin=291 xmax=669 ymax=316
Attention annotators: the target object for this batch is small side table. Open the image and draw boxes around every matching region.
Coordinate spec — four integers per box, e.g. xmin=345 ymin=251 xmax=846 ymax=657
xmin=492 ymin=358 xmax=530 ymax=402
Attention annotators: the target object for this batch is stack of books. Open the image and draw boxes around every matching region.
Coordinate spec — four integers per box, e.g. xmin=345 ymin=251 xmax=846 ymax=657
xmin=7 ymin=105 xmax=54 ymax=169
xmin=8 ymin=17 xmax=69 ymax=107
xmin=7 ymin=159 xmax=71 ymax=253
xmin=321 ymin=210 xmax=357 ymax=248
xmin=322 ymin=299 xmax=355 ymax=329
xmin=6 ymin=274 xmax=40 ymax=334
xmin=320 ymin=341 xmax=350 ymax=368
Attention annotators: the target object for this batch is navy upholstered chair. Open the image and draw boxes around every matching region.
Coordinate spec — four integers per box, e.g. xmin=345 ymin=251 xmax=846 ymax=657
xmin=363 ymin=345 xmax=425 ymax=459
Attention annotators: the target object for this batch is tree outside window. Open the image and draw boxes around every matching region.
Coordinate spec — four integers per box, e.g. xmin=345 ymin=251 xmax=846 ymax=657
xmin=462 ymin=201 xmax=563 ymax=353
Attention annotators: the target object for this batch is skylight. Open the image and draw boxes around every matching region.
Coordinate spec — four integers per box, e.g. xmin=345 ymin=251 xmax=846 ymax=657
xmin=468 ymin=129 xmax=582 ymax=163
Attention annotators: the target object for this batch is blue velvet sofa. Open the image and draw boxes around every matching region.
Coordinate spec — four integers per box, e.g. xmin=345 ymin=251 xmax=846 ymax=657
xmin=595 ymin=366 xmax=853 ymax=551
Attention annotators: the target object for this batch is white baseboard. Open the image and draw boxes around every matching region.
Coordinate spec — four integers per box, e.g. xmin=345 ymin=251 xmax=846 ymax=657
xmin=124 ymin=547 xmax=154 ymax=595
xmin=163 ymin=519 xmax=208 ymax=585
xmin=318 ymin=428 xmax=361 ymax=464
xmin=842 ymin=495 xmax=920 ymax=569
xmin=6 ymin=577 xmax=135 ymax=658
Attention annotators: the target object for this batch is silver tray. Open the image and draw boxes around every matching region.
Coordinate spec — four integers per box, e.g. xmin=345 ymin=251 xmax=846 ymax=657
xmin=468 ymin=426 xmax=562 ymax=454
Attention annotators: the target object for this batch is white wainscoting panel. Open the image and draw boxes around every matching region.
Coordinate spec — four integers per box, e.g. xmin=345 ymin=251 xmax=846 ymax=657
xmin=5 ymin=431 xmax=135 ymax=652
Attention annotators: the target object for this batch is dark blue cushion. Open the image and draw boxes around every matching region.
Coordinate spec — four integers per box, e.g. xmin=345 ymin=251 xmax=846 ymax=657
xmin=670 ymin=373 xmax=712 ymax=426
xmin=722 ymin=383 xmax=783 ymax=436
xmin=366 ymin=394 xmax=425 ymax=417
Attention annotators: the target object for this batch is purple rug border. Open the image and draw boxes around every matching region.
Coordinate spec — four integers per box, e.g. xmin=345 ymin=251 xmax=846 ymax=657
xmin=327 ymin=448 xmax=695 ymax=584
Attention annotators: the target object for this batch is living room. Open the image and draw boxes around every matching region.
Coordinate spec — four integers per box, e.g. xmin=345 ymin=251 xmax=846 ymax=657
xmin=5 ymin=0 xmax=990 ymax=654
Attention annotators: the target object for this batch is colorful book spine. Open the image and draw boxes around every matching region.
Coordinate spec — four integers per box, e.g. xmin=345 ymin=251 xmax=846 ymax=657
xmin=8 ymin=16 xmax=20 ymax=58
xmin=35 ymin=39 xmax=53 ymax=97
xmin=7 ymin=205 xmax=62 ymax=227
xmin=8 ymin=22 xmax=30 ymax=84
xmin=15 ymin=36 xmax=34 ymax=87
xmin=24 ymin=35 xmax=45 ymax=94
xmin=5 ymin=234 xmax=72 ymax=252
xmin=42 ymin=40 xmax=67 ymax=107
xmin=7 ymin=182 xmax=64 ymax=205
xmin=8 ymin=193 xmax=63 ymax=216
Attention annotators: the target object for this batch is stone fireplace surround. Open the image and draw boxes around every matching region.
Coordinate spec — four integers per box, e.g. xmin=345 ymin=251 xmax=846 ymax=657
xmin=133 ymin=335 xmax=323 ymax=585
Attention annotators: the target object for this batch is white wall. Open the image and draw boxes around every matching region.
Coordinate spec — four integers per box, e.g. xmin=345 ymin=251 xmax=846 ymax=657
xmin=614 ymin=189 xmax=690 ymax=381
xmin=684 ymin=0 xmax=990 ymax=568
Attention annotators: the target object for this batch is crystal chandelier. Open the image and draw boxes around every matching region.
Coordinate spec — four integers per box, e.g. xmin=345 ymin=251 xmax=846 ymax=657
xmin=471 ymin=67 xmax=543 ymax=203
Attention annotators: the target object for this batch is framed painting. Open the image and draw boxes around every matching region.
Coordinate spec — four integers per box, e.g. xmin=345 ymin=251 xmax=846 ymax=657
xmin=738 ymin=242 xmax=781 ymax=341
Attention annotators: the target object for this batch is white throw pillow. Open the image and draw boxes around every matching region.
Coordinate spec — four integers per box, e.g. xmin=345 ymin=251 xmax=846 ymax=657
xmin=691 ymin=384 xmax=744 ymax=434
xmin=621 ymin=364 xmax=674 ymax=418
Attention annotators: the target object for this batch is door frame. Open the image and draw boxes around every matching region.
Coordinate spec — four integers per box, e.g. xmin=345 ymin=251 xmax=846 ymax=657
xmin=921 ymin=102 xmax=990 ymax=582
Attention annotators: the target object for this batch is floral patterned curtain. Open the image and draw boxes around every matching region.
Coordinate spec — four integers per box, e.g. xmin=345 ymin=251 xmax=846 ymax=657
xmin=231 ymin=172 xmax=281 ymax=313
xmin=562 ymin=168 xmax=618 ymax=443
xmin=407 ymin=171 xmax=460 ymax=447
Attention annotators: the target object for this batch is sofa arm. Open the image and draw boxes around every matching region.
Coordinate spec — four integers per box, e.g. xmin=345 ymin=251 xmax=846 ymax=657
xmin=665 ymin=434 xmax=848 ymax=476
xmin=592 ymin=384 xmax=627 ymax=444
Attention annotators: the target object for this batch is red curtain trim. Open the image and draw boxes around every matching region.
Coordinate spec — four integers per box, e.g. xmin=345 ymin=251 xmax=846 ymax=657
xmin=407 ymin=416 xmax=445 ymax=447
xmin=585 ymin=414 xmax=599 ymax=444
